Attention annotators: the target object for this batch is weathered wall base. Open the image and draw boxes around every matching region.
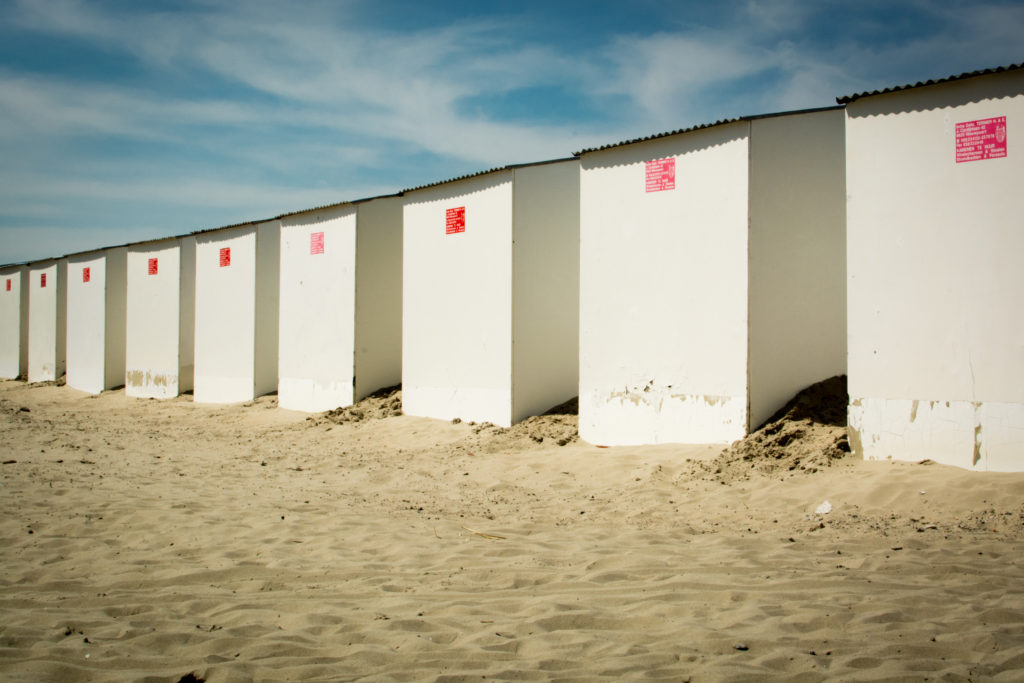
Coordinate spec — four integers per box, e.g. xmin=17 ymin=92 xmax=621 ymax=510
xmin=278 ymin=378 xmax=352 ymax=414
xmin=402 ymin=386 xmax=512 ymax=428
xmin=125 ymin=369 xmax=179 ymax=398
xmin=579 ymin=386 xmax=747 ymax=445
xmin=849 ymin=397 xmax=1024 ymax=472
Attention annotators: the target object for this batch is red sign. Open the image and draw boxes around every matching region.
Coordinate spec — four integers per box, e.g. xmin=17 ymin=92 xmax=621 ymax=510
xmin=956 ymin=116 xmax=1007 ymax=163
xmin=219 ymin=247 xmax=231 ymax=267
xmin=446 ymin=206 xmax=466 ymax=235
xmin=310 ymin=231 xmax=324 ymax=255
xmin=40 ymin=273 xmax=46 ymax=288
xmin=645 ymin=158 xmax=676 ymax=192
xmin=82 ymin=267 xmax=90 ymax=283
xmin=148 ymin=257 xmax=158 ymax=275
xmin=5 ymin=279 xmax=10 ymax=292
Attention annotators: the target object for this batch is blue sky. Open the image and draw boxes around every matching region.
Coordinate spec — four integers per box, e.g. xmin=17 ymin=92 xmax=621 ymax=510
xmin=0 ymin=0 xmax=1021 ymax=264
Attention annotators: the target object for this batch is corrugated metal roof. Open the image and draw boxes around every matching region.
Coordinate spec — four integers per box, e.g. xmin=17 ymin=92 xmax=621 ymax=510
xmin=273 ymin=191 xmax=403 ymax=221
xmin=836 ymin=63 xmax=1024 ymax=104
xmin=402 ymin=157 xmax=579 ymax=194
xmin=63 ymin=236 xmax=184 ymax=259
xmin=574 ymin=106 xmax=843 ymax=156
xmin=189 ymin=217 xmax=271 ymax=238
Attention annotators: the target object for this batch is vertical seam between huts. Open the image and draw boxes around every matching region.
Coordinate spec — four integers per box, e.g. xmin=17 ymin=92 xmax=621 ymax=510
xmin=352 ymin=205 xmax=361 ymax=402
xmin=509 ymin=168 xmax=517 ymax=424
xmin=745 ymin=120 xmax=753 ymax=435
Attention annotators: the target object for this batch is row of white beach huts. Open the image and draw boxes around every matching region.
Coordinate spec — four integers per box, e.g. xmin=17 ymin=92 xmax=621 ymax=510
xmin=1 ymin=64 xmax=1021 ymax=471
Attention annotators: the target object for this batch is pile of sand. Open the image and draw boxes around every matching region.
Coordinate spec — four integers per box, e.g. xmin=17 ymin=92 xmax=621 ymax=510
xmin=310 ymin=387 xmax=579 ymax=451
xmin=312 ymin=385 xmax=402 ymax=425
xmin=461 ymin=396 xmax=579 ymax=452
xmin=687 ymin=375 xmax=850 ymax=483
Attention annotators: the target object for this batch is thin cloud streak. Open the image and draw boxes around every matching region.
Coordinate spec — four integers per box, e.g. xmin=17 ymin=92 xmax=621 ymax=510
xmin=0 ymin=0 xmax=1021 ymax=263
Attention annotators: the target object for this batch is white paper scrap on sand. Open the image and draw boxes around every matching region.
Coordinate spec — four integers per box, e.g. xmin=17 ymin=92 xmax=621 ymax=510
xmin=815 ymin=500 xmax=833 ymax=515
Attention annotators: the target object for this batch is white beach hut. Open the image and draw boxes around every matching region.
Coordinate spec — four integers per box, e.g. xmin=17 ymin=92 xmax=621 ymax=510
xmin=193 ymin=220 xmax=280 ymax=404
xmin=0 ymin=264 xmax=29 ymax=379
xmin=402 ymin=158 xmax=580 ymax=427
xmin=277 ymin=195 xmax=402 ymax=413
xmin=578 ymin=107 xmax=847 ymax=445
xmin=27 ymin=258 xmax=67 ymax=383
xmin=841 ymin=63 xmax=1024 ymax=471
xmin=65 ymin=247 xmax=127 ymax=394
xmin=125 ymin=236 xmax=196 ymax=398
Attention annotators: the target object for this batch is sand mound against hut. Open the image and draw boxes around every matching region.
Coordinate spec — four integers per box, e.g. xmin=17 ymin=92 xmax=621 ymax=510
xmin=687 ymin=375 xmax=850 ymax=483
xmin=313 ymin=385 xmax=402 ymax=425
xmin=462 ymin=397 xmax=579 ymax=452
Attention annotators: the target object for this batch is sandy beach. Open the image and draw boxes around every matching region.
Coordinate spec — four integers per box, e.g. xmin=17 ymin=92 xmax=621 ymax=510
xmin=3 ymin=378 xmax=1024 ymax=681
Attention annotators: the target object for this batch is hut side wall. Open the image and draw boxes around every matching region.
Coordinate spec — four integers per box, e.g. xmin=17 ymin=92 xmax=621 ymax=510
xmin=0 ymin=266 xmax=28 ymax=378
xmin=28 ymin=260 xmax=66 ymax=383
xmin=278 ymin=207 xmax=358 ymax=412
xmin=126 ymin=239 xmax=191 ymax=398
xmin=845 ymin=70 xmax=1024 ymax=470
xmin=66 ymin=248 xmax=127 ymax=394
xmin=403 ymin=173 xmax=515 ymax=426
xmin=253 ymin=221 xmax=280 ymax=398
xmin=510 ymin=160 xmax=580 ymax=423
xmin=747 ymin=110 xmax=847 ymax=429
xmin=578 ymin=123 xmax=751 ymax=445
xmin=178 ymin=236 xmax=196 ymax=393
xmin=194 ymin=226 xmax=257 ymax=403
xmin=354 ymin=196 xmax=403 ymax=401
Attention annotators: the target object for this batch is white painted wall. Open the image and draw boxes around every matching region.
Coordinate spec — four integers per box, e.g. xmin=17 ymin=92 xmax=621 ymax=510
xmin=580 ymin=112 xmax=847 ymax=445
xmin=27 ymin=259 xmax=66 ymax=382
xmin=511 ymin=160 xmax=580 ymax=422
xmin=403 ymin=172 xmax=515 ymax=425
xmin=846 ymin=69 xmax=1024 ymax=470
xmin=0 ymin=266 xmax=28 ymax=378
xmin=354 ymin=196 xmax=403 ymax=400
xmin=278 ymin=195 xmax=403 ymax=413
xmin=747 ymin=110 xmax=847 ymax=428
xmin=404 ymin=162 xmax=580 ymax=427
xmin=579 ymin=123 xmax=751 ymax=445
xmin=278 ymin=206 xmax=358 ymax=412
xmin=194 ymin=226 xmax=257 ymax=403
xmin=125 ymin=237 xmax=196 ymax=398
xmin=66 ymin=248 xmax=127 ymax=394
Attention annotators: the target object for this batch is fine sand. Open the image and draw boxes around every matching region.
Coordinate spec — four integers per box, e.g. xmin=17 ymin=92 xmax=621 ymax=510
xmin=2 ymin=378 xmax=1024 ymax=682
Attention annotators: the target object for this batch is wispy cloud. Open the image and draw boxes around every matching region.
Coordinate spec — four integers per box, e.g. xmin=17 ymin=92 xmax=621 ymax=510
xmin=0 ymin=0 xmax=1020 ymax=263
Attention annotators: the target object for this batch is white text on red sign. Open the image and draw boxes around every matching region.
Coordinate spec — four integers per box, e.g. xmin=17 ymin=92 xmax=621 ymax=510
xmin=446 ymin=206 xmax=466 ymax=235
xmin=310 ymin=232 xmax=325 ymax=255
xmin=956 ymin=116 xmax=1007 ymax=163
xmin=645 ymin=158 xmax=676 ymax=192
xmin=219 ymin=247 xmax=231 ymax=267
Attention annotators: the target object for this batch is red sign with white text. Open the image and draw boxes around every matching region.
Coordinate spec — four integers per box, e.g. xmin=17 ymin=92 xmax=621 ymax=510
xmin=82 ymin=267 xmax=90 ymax=283
xmin=645 ymin=158 xmax=676 ymax=192
xmin=5 ymin=279 xmax=10 ymax=292
xmin=219 ymin=247 xmax=231 ymax=267
xmin=40 ymin=273 xmax=46 ymax=288
xmin=148 ymin=258 xmax=158 ymax=275
xmin=956 ymin=116 xmax=1007 ymax=163
xmin=446 ymin=206 xmax=466 ymax=235
xmin=310 ymin=231 xmax=324 ymax=255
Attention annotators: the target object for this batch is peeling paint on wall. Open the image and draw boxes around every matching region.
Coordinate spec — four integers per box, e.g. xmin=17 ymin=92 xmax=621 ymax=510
xmin=849 ymin=396 xmax=1024 ymax=472
xmin=580 ymin=384 xmax=746 ymax=445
